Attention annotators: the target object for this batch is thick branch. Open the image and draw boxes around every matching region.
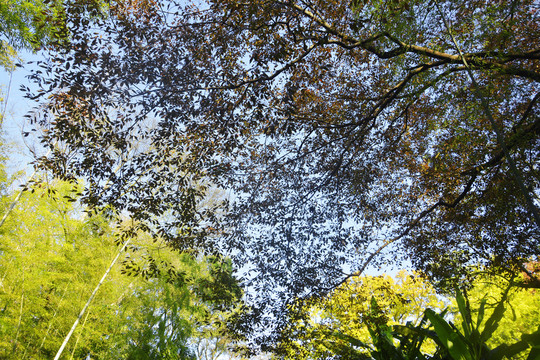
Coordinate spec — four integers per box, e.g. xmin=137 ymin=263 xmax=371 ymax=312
xmin=400 ymin=43 xmax=540 ymax=82
xmin=283 ymin=2 xmax=539 ymax=80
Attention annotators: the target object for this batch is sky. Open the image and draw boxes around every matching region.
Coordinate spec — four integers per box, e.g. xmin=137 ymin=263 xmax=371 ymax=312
xmin=1 ymin=50 xmax=44 ymax=180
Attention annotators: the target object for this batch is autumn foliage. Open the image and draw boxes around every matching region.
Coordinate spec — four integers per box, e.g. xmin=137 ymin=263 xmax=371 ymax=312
xmin=25 ymin=0 xmax=540 ymax=347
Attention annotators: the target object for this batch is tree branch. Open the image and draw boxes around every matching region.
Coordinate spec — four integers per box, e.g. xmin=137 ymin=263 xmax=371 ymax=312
xmin=325 ymin=174 xmax=478 ymax=292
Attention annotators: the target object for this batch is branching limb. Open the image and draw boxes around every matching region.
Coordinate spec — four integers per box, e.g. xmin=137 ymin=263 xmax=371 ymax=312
xmin=325 ymin=174 xmax=478 ymax=292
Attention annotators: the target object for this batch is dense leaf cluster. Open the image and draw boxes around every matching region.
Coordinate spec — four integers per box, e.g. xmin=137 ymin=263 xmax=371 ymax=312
xmin=0 ymin=0 xmax=107 ymax=67
xmin=0 ymin=177 xmax=242 ymax=359
xmin=26 ymin=0 xmax=540 ymax=346
xmin=277 ymin=273 xmax=540 ymax=360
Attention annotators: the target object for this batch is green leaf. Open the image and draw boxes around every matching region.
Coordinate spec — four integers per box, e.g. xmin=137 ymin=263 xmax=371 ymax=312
xmin=526 ymin=348 xmax=540 ymax=360
xmin=456 ymin=290 xmax=472 ymax=338
xmin=523 ymin=326 xmax=540 ymax=360
xmin=392 ymin=324 xmax=431 ymax=360
xmin=393 ymin=324 xmax=437 ymax=342
xmin=475 ymin=298 xmax=487 ymax=333
xmin=488 ymin=341 xmax=529 ymax=360
xmin=425 ymin=309 xmax=473 ymax=360
xmin=330 ymin=331 xmax=371 ymax=349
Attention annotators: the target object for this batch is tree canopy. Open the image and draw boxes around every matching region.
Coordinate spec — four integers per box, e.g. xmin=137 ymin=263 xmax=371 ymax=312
xmin=276 ymin=271 xmax=445 ymax=359
xmin=0 ymin=0 xmax=107 ymax=69
xmin=276 ymin=270 xmax=540 ymax=359
xmin=0 ymin=131 xmax=241 ymax=359
xmin=0 ymin=0 xmax=107 ymax=50
xmin=26 ymin=0 xmax=540 ymax=347
xmin=0 ymin=154 xmax=243 ymax=358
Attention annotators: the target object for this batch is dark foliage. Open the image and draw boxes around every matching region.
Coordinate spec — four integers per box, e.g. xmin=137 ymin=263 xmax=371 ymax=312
xmin=26 ymin=0 xmax=540 ymax=349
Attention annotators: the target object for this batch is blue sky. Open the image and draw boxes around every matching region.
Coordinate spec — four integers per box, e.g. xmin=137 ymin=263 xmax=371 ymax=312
xmin=1 ymin=50 xmax=44 ymax=179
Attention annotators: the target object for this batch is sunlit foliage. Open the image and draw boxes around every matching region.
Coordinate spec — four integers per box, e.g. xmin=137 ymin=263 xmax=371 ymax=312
xmin=24 ymin=0 xmax=540 ymax=347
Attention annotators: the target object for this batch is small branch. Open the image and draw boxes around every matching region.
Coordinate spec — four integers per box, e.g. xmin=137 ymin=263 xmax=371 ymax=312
xmin=0 ymin=148 xmax=53 ymax=229
xmin=326 ymin=175 xmax=477 ymax=292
